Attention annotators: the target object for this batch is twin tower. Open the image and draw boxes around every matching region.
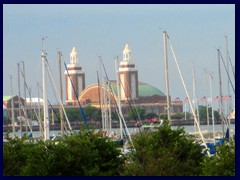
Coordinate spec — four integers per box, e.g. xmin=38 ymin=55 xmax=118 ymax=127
xmin=65 ymin=44 xmax=138 ymax=106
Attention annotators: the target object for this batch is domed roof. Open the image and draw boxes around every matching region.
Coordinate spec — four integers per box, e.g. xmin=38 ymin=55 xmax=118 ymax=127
xmin=107 ymin=81 xmax=165 ymax=97
xmin=78 ymin=81 xmax=165 ymax=106
xmin=138 ymin=82 xmax=165 ymax=96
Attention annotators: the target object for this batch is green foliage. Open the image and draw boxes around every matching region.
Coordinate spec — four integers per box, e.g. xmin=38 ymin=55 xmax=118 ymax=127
xmin=3 ymin=116 xmax=11 ymax=125
xmin=82 ymin=105 xmax=101 ymax=121
xmin=3 ymin=129 xmax=125 ymax=176
xmin=200 ymin=140 xmax=235 ymax=176
xmin=65 ymin=107 xmax=82 ymax=122
xmin=127 ymin=107 xmax=146 ymax=120
xmin=183 ymin=112 xmax=191 ymax=120
xmin=159 ymin=113 xmax=168 ymax=120
xmin=123 ymin=123 xmax=203 ymax=176
xmin=198 ymin=105 xmax=220 ymax=121
xmin=64 ymin=106 xmax=101 ymax=123
xmin=3 ymin=134 xmax=33 ymax=175
xmin=145 ymin=112 xmax=157 ymax=120
xmin=171 ymin=113 xmax=184 ymax=120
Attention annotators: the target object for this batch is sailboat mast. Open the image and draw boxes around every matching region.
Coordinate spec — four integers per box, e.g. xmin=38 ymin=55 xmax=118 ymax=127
xmin=37 ymin=82 xmax=43 ymax=134
xmin=167 ymin=34 xmax=210 ymax=157
xmin=217 ymin=49 xmax=225 ymax=137
xmin=192 ymin=65 xmax=198 ymax=133
xmin=99 ymin=57 xmax=105 ymax=131
xmin=17 ymin=63 xmax=22 ymax=138
xmin=58 ymin=51 xmax=64 ymax=135
xmin=203 ymin=68 xmax=210 ymax=129
xmin=209 ymin=72 xmax=215 ymax=145
xmin=42 ymin=37 xmax=49 ymax=141
xmin=10 ymin=75 xmax=15 ymax=134
xmin=115 ymin=57 xmax=123 ymax=139
xmin=225 ymin=36 xmax=231 ymax=127
xmin=163 ymin=31 xmax=171 ymax=124
xmin=22 ymin=61 xmax=27 ymax=120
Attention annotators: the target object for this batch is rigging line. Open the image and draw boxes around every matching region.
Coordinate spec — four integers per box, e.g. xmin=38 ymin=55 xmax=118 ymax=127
xmin=41 ymin=66 xmax=62 ymax=126
xmin=166 ymin=33 xmax=210 ymax=157
xmin=114 ymin=57 xmax=133 ymax=143
xmin=97 ymin=71 xmax=103 ymax=128
xmin=39 ymin=80 xmax=68 ymax=134
xmin=44 ymin=59 xmax=72 ymax=132
xmin=18 ymin=100 xmax=33 ymax=134
xmin=219 ymin=51 xmax=235 ymax=95
xmin=99 ymin=56 xmax=132 ymax=141
xmin=63 ymin=61 xmax=87 ymax=126
xmin=45 ymin=62 xmax=61 ymax=111
xmin=99 ymin=55 xmax=141 ymax=131
xmin=217 ymin=49 xmax=229 ymax=129
xmin=19 ymin=69 xmax=44 ymax=135
xmin=118 ymin=72 xmax=143 ymax=132
xmin=98 ymin=58 xmax=121 ymax=117
xmin=227 ymin=51 xmax=235 ymax=81
xmin=99 ymin=57 xmax=131 ymax=139
xmin=30 ymin=83 xmax=44 ymax=136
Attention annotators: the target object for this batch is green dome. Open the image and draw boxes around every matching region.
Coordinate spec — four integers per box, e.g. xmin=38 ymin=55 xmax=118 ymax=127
xmin=138 ymin=82 xmax=165 ymax=97
xmin=109 ymin=81 xmax=165 ymax=97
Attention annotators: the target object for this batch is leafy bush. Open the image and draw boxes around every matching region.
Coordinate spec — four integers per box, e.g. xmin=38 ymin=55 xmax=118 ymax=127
xmin=122 ymin=122 xmax=203 ymax=176
xmin=3 ymin=129 xmax=125 ymax=176
xmin=200 ymin=140 xmax=235 ymax=176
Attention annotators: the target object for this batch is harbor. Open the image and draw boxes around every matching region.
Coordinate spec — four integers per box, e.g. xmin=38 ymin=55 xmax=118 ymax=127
xmin=3 ymin=4 xmax=235 ymax=176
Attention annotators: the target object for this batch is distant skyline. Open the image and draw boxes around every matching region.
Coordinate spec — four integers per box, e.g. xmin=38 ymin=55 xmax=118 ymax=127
xmin=3 ymin=4 xmax=235 ymax=108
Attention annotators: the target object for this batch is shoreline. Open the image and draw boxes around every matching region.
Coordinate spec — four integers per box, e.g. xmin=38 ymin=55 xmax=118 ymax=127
xmin=3 ymin=118 xmax=235 ymax=133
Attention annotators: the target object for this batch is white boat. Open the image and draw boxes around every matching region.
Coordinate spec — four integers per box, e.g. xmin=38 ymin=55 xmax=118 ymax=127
xmin=141 ymin=119 xmax=163 ymax=131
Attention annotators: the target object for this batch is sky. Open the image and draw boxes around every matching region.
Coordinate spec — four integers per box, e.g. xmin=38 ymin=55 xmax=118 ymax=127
xmin=3 ymin=4 xmax=235 ymax=108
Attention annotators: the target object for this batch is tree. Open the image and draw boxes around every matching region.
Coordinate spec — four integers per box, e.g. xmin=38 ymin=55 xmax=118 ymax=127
xmin=198 ymin=105 xmax=220 ymax=121
xmin=65 ymin=107 xmax=82 ymax=122
xmin=122 ymin=122 xmax=203 ymax=176
xmin=145 ymin=112 xmax=157 ymax=120
xmin=3 ymin=129 xmax=125 ymax=176
xmin=159 ymin=113 xmax=167 ymax=120
xmin=82 ymin=105 xmax=101 ymax=121
xmin=127 ymin=107 xmax=145 ymax=120
xmin=200 ymin=140 xmax=235 ymax=176
xmin=183 ymin=112 xmax=191 ymax=120
xmin=171 ymin=113 xmax=185 ymax=120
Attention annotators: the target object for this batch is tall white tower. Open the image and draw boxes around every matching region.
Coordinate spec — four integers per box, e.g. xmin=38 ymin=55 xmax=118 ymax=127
xmin=118 ymin=44 xmax=138 ymax=100
xmin=65 ymin=47 xmax=85 ymax=106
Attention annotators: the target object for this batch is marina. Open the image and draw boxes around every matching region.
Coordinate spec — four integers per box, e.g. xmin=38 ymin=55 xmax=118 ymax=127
xmin=3 ymin=4 xmax=235 ymax=176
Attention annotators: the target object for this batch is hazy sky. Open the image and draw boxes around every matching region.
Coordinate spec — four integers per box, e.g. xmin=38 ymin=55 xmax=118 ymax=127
xmin=3 ymin=4 xmax=235 ymax=106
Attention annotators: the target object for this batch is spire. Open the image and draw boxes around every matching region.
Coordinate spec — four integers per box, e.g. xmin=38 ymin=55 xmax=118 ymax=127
xmin=70 ymin=46 xmax=78 ymax=64
xmin=123 ymin=44 xmax=130 ymax=53
xmin=123 ymin=43 xmax=132 ymax=62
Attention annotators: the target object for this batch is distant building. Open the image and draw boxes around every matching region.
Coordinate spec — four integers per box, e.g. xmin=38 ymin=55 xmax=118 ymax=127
xmin=3 ymin=95 xmax=25 ymax=119
xmin=3 ymin=105 xmax=7 ymax=119
xmin=65 ymin=47 xmax=85 ymax=106
xmin=26 ymin=97 xmax=43 ymax=106
xmin=65 ymin=44 xmax=183 ymax=116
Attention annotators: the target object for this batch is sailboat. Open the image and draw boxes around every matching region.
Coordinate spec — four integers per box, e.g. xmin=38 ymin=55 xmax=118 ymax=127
xmin=163 ymin=31 xmax=212 ymax=157
xmin=97 ymin=56 xmax=132 ymax=147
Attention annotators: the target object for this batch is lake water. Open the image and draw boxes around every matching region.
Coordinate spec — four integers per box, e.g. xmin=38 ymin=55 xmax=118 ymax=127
xmin=5 ymin=124 xmax=235 ymax=139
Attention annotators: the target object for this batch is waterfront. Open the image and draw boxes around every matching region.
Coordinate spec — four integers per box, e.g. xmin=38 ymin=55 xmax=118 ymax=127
xmin=5 ymin=124 xmax=235 ymax=139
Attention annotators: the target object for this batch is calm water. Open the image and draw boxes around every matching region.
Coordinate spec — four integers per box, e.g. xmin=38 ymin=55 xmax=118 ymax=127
xmin=5 ymin=124 xmax=235 ymax=139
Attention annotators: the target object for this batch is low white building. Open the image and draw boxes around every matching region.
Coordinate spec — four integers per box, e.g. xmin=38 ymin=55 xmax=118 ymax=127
xmin=26 ymin=97 xmax=43 ymax=106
